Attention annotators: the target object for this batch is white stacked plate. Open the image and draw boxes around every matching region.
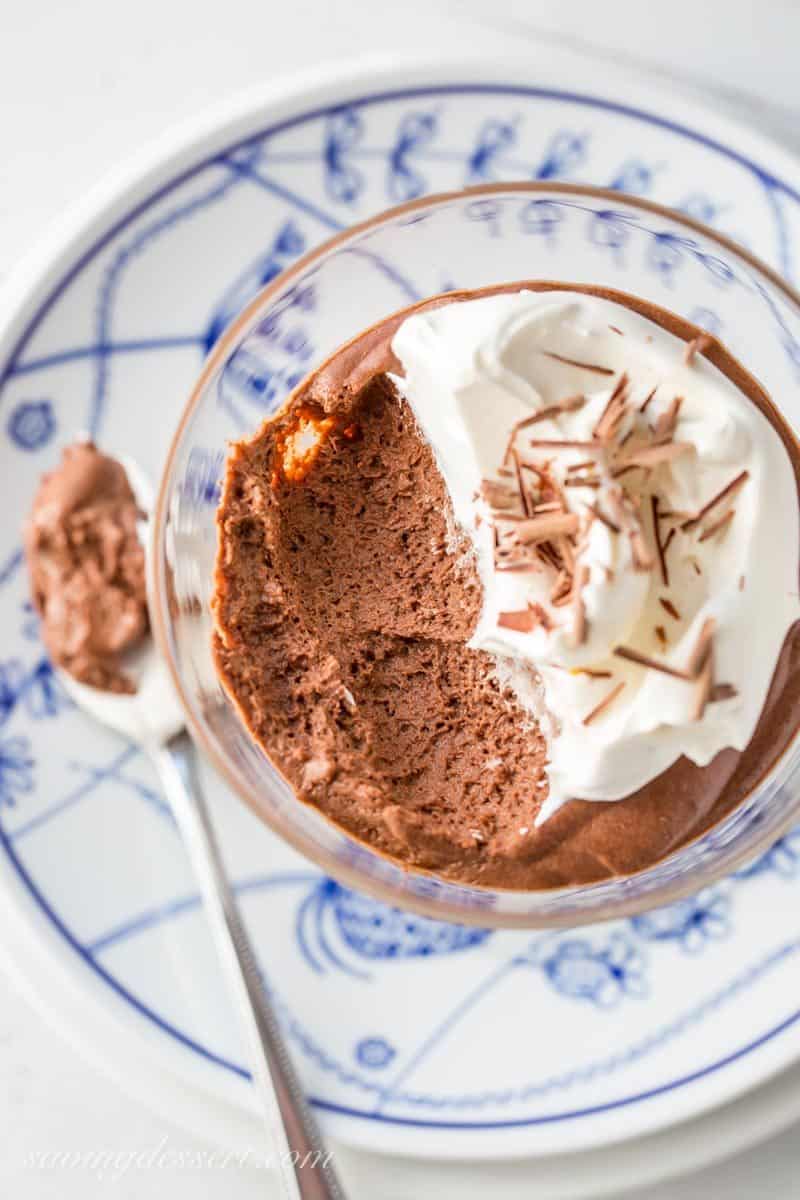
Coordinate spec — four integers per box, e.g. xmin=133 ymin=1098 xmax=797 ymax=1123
xmin=3 ymin=52 xmax=800 ymax=1198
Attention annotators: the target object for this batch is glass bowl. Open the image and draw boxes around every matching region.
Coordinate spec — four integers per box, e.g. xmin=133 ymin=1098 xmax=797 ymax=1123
xmin=151 ymin=183 xmax=800 ymax=928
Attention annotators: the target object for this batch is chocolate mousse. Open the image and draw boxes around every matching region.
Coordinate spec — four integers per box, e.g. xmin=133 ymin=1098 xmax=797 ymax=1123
xmin=25 ymin=442 xmax=148 ymax=693
xmin=212 ymin=283 xmax=800 ymax=889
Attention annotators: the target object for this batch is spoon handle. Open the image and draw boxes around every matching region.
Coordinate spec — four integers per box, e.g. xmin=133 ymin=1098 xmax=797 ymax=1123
xmin=153 ymin=731 xmax=347 ymax=1200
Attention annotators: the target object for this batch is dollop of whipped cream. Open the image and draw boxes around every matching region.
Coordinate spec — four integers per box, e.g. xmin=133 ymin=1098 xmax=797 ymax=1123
xmin=390 ymin=289 xmax=800 ymax=819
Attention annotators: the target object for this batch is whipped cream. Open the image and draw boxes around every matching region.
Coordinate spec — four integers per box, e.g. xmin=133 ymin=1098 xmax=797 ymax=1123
xmin=390 ymin=290 xmax=800 ymax=818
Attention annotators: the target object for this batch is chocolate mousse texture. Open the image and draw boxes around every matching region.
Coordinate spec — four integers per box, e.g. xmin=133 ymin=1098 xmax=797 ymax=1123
xmin=212 ymin=283 xmax=800 ymax=890
xmin=25 ymin=442 xmax=148 ymax=694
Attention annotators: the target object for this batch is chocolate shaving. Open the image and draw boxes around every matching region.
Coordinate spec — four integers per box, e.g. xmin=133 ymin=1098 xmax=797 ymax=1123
xmin=564 ymin=477 xmax=602 ymax=489
xmin=493 ymin=519 xmax=541 ymax=571
xmin=559 ymin=533 xmax=576 ymax=573
xmin=651 ymin=494 xmax=669 ymax=586
xmin=710 ymin=682 xmax=738 ymax=702
xmin=613 ymin=645 xmax=692 ymax=680
xmin=609 ymin=371 xmax=630 ymax=402
xmin=542 ymin=351 xmax=615 ymax=376
xmin=662 ymin=527 xmax=676 ymax=556
xmin=511 ymin=450 xmax=532 ymax=517
xmin=682 ymin=469 xmax=749 ymax=530
xmin=495 ymin=559 xmax=540 ymax=574
xmin=639 ymin=385 xmax=658 ymax=413
xmin=557 ymin=393 xmax=588 ymax=413
xmin=655 ymin=625 xmax=668 ymax=648
xmin=515 ymin=511 xmax=580 ymax=544
xmin=611 ymin=463 xmax=648 ymax=482
xmin=684 ymin=333 xmax=713 ymax=365
xmin=495 ymin=532 xmax=536 ymax=556
xmin=653 ymin=396 xmax=683 ymax=440
xmin=481 ymin=479 xmax=519 ymax=511
xmin=687 ymin=617 xmax=716 ymax=677
xmin=593 ymin=372 xmax=630 ymax=441
xmin=574 ymin=667 xmax=613 ymax=679
xmin=659 ymin=596 xmax=681 ymax=620
xmin=502 ymin=394 xmax=586 ymax=464
xmin=629 ymin=527 xmax=655 ymax=572
xmin=587 ymin=502 xmax=621 ymax=534
xmin=550 ymin=569 xmax=573 ymax=606
xmin=606 ymin=488 xmax=654 ymax=571
xmin=537 ymin=541 xmax=563 ymax=571
xmin=567 ymin=459 xmax=599 ymax=474
xmin=496 ymin=525 xmax=519 ymax=544
xmin=614 ymin=441 xmax=694 ymax=471
xmin=498 ymin=608 xmax=540 ymax=633
xmin=572 ymin=564 xmax=590 ymax=645
xmin=528 ymin=439 xmax=599 ymax=450
xmin=583 ymin=681 xmax=625 ymax=725
xmin=698 ymin=508 xmax=735 ymax=542
xmin=691 ymin=644 xmax=714 ymax=720
xmin=609 ymin=325 xmax=624 ymax=335
xmin=510 ymin=408 xmax=574 ymax=438
xmin=605 ymin=488 xmax=626 ymax=525
xmin=517 ymin=459 xmax=558 ymax=487
xmin=530 ymin=601 xmax=554 ymax=632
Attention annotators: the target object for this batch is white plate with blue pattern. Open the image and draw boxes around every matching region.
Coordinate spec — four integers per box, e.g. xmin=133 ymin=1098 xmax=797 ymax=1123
xmin=3 ymin=53 xmax=800 ymax=1166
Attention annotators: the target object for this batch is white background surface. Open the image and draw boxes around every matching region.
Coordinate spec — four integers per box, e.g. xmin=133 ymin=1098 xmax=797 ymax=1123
xmin=2 ymin=1 xmax=799 ymax=1195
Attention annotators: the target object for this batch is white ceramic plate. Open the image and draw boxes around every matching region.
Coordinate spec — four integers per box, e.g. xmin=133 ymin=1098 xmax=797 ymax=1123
xmin=3 ymin=53 xmax=800 ymax=1169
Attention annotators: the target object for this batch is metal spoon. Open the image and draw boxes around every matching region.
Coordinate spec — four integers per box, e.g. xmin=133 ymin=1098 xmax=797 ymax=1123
xmin=58 ymin=455 xmax=345 ymax=1200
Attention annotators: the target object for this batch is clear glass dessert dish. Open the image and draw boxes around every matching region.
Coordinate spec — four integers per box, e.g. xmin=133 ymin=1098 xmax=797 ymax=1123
xmin=152 ymin=184 xmax=800 ymax=928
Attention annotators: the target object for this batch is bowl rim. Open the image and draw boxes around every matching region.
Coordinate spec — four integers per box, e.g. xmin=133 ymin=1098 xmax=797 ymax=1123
xmin=150 ymin=181 xmax=800 ymax=928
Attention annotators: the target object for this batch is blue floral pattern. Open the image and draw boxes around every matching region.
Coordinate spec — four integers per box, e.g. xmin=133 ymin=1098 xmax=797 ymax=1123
xmin=534 ymin=130 xmax=588 ymax=180
xmin=735 ymin=829 xmax=800 ymax=879
xmin=355 ymin=1037 xmax=397 ymax=1070
xmin=296 ymin=879 xmax=491 ymax=978
xmin=323 ymin=108 xmax=364 ymax=205
xmin=0 ymin=655 xmax=69 ymax=725
xmin=0 ymin=735 xmax=34 ymax=807
xmin=387 ymin=111 xmax=437 ymax=202
xmin=631 ymin=890 xmax=730 ymax=953
xmin=538 ymin=933 xmax=647 ymax=1007
xmin=7 ymin=399 xmax=56 ymax=450
xmin=204 ymin=221 xmax=306 ymax=352
xmin=466 ymin=118 xmax=518 ymax=183
xmin=609 ymin=158 xmax=661 ymax=194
